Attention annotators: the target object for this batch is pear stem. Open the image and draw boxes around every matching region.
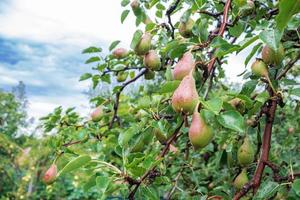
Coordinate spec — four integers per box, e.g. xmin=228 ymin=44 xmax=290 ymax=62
xmin=265 ymin=75 xmax=276 ymax=94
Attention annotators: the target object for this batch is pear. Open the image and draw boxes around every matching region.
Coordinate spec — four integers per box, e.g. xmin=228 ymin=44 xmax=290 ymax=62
xmin=134 ymin=32 xmax=152 ymax=55
xmin=229 ymin=98 xmax=245 ymax=114
xmin=116 ymin=71 xmax=128 ymax=82
xmin=237 ymin=136 xmax=254 ymax=166
xmin=144 ymin=50 xmax=161 ymax=70
xmin=251 ymin=59 xmax=276 ymax=92
xmin=91 ymin=106 xmax=103 ymax=122
xmin=262 ymin=43 xmax=284 ymax=65
xmin=112 ymin=48 xmax=128 ymax=59
xmin=173 ymin=52 xmax=195 ymax=80
xmin=171 ymin=73 xmax=199 ymax=115
xmin=130 ymin=0 xmax=139 ymax=10
xmin=188 ymin=111 xmax=213 ymax=149
xmin=233 ymin=169 xmax=249 ymax=190
xmin=179 ymin=18 xmax=194 ymax=38
xmin=154 ymin=128 xmax=167 ymax=144
xmin=43 ymin=164 xmax=57 ymax=184
xmin=251 ymin=60 xmax=268 ymax=77
xmin=144 ymin=70 xmax=155 ymax=80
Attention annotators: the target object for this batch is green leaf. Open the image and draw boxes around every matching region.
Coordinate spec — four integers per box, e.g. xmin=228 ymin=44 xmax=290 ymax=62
xmin=85 ymin=56 xmax=101 ymax=64
xmin=109 ymin=40 xmax=121 ymax=51
xmin=121 ymin=0 xmax=130 ymax=7
xmin=83 ymin=175 xmax=96 ymax=192
xmin=159 ymin=81 xmax=180 ymax=93
xmin=292 ymin=179 xmax=300 ymax=196
xmin=244 ymin=43 xmax=263 ymax=66
xmin=58 ymin=155 xmax=91 ymax=176
xmin=237 ymin=35 xmax=259 ymax=53
xmin=130 ymin=29 xmax=143 ymax=50
xmin=96 ymin=176 xmax=110 ymax=193
xmin=240 ymin=80 xmax=257 ymax=96
xmin=118 ymin=127 xmax=136 ymax=147
xmin=253 ymin=181 xmax=279 ymax=199
xmin=121 ymin=10 xmax=130 ymax=24
xmin=291 ymin=88 xmax=300 ymax=97
xmin=259 ymin=29 xmax=281 ymax=51
xmin=217 ymin=110 xmax=245 ymax=132
xmin=211 ymin=36 xmax=240 ymax=58
xmin=82 ymin=46 xmax=102 ymax=54
xmin=276 ymin=0 xmax=300 ymax=32
xmin=199 ymin=97 xmax=223 ymax=115
xmin=79 ymin=73 xmax=92 ymax=81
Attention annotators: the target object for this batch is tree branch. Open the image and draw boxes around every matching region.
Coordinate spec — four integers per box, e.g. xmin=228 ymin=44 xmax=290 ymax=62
xmin=109 ymin=69 xmax=147 ymax=128
xmin=276 ymin=52 xmax=300 ymax=80
xmin=128 ymin=120 xmax=184 ymax=199
xmin=166 ymin=0 xmax=181 ymax=39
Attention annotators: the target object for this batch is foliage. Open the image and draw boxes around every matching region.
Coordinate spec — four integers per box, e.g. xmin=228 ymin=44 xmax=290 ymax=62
xmin=3 ymin=0 xmax=300 ymax=199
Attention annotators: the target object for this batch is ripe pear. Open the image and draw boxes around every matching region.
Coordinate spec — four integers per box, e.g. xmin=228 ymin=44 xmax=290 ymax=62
xmin=144 ymin=70 xmax=155 ymax=80
xmin=233 ymin=169 xmax=249 ymax=190
xmin=173 ymin=52 xmax=195 ymax=80
xmin=238 ymin=137 xmax=254 ymax=166
xmin=179 ymin=18 xmax=194 ymax=38
xmin=262 ymin=43 xmax=284 ymax=65
xmin=134 ymin=32 xmax=152 ymax=55
xmin=43 ymin=164 xmax=57 ymax=184
xmin=251 ymin=60 xmax=268 ymax=77
xmin=112 ymin=48 xmax=128 ymax=59
xmin=144 ymin=50 xmax=161 ymax=70
xmin=189 ymin=111 xmax=213 ymax=149
xmin=91 ymin=106 xmax=103 ymax=122
xmin=116 ymin=71 xmax=128 ymax=82
xmin=171 ymin=73 xmax=199 ymax=115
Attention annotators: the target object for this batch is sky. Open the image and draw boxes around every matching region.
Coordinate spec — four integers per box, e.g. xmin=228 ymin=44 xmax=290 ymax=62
xmin=0 ymin=0 xmax=248 ymax=124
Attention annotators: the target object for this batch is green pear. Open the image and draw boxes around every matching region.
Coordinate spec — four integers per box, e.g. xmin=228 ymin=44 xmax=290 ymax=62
xmin=173 ymin=52 xmax=195 ymax=80
xmin=229 ymin=98 xmax=245 ymax=114
xmin=116 ymin=71 xmax=128 ymax=82
xmin=134 ymin=32 xmax=152 ymax=55
xmin=251 ymin=60 xmax=268 ymax=77
xmin=144 ymin=50 xmax=161 ymax=70
xmin=262 ymin=43 xmax=285 ymax=65
xmin=91 ymin=106 xmax=103 ymax=122
xmin=188 ymin=111 xmax=213 ymax=149
xmin=238 ymin=136 xmax=255 ymax=166
xmin=43 ymin=164 xmax=57 ymax=185
xmin=171 ymin=73 xmax=199 ymax=115
xmin=144 ymin=70 xmax=155 ymax=80
xmin=233 ymin=169 xmax=249 ymax=190
xmin=112 ymin=48 xmax=128 ymax=59
xmin=154 ymin=128 xmax=167 ymax=144
xmin=179 ymin=18 xmax=194 ymax=38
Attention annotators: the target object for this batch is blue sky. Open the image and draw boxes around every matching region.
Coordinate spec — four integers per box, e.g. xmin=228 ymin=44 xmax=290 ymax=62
xmin=0 ymin=0 xmax=248 ymax=121
xmin=0 ymin=0 xmax=138 ymax=119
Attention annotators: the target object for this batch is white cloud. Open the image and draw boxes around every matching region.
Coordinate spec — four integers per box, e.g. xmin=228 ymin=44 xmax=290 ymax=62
xmin=0 ymin=0 xmax=137 ymax=47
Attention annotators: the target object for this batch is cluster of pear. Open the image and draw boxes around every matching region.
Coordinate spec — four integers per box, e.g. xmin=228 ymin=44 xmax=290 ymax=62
xmin=171 ymin=52 xmax=213 ymax=149
xmin=250 ymin=43 xmax=285 ymax=88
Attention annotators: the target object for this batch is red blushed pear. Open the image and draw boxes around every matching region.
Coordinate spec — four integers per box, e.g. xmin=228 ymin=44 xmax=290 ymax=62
xmin=91 ymin=106 xmax=103 ymax=122
xmin=134 ymin=32 xmax=152 ymax=56
xmin=171 ymin=72 xmax=199 ymax=115
xmin=172 ymin=52 xmax=195 ymax=80
xmin=112 ymin=48 xmax=128 ymax=59
xmin=144 ymin=50 xmax=161 ymax=71
xmin=188 ymin=109 xmax=213 ymax=149
xmin=262 ymin=43 xmax=284 ymax=65
xmin=43 ymin=164 xmax=57 ymax=184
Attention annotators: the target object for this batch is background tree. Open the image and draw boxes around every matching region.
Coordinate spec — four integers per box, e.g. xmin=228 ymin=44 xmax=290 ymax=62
xmin=7 ymin=0 xmax=300 ymax=199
